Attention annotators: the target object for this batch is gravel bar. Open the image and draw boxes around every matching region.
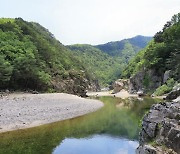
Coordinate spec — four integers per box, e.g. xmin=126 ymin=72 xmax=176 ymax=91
xmin=0 ymin=93 xmax=103 ymax=133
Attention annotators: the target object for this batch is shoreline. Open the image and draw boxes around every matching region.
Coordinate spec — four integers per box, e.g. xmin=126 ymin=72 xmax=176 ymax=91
xmin=87 ymin=89 xmax=138 ymax=99
xmin=0 ymin=93 xmax=103 ymax=133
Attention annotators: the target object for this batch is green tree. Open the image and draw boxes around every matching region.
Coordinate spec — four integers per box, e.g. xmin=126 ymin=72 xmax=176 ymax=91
xmin=0 ymin=55 xmax=13 ymax=88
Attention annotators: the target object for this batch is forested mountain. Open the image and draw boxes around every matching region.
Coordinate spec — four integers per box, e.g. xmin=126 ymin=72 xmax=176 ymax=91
xmin=122 ymin=13 xmax=180 ymax=95
xmin=0 ymin=18 xmax=97 ymax=95
xmin=67 ymin=44 xmax=124 ymax=86
xmin=68 ymin=36 xmax=152 ymax=86
xmin=0 ymin=18 xmax=152 ymax=92
xmin=95 ymin=35 xmax=152 ymax=62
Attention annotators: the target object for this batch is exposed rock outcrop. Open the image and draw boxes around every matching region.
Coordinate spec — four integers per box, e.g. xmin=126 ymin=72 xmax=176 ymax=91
xmin=136 ymin=101 xmax=180 ymax=154
xmin=52 ymin=72 xmax=100 ymax=97
xmin=129 ymin=70 xmax=162 ymax=94
xmin=166 ymin=83 xmax=180 ymax=100
xmin=163 ymin=70 xmax=171 ymax=83
xmin=88 ymin=79 xmax=100 ymax=92
xmin=136 ymin=144 xmax=157 ymax=154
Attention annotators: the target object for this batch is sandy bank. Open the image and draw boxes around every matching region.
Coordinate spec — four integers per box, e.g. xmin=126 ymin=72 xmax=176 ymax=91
xmin=87 ymin=89 xmax=138 ymax=99
xmin=0 ymin=93 xmax=103 ymax=133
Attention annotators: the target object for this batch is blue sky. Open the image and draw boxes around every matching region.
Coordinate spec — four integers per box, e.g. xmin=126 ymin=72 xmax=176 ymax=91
xmin=1 ymin=0 xmax=180 ymax=45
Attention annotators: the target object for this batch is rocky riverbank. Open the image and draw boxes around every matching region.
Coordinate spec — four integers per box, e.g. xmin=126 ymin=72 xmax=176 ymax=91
xmin=0 ymin=93 xmax=103 ymax=133
xmin=136 ymin=99 xmax=180 ymax=154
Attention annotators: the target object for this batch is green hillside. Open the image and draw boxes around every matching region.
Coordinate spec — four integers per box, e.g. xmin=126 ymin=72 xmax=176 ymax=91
xmin=68 ymin=44 xmax=124 ymax=86
xmin=95 ymin=35 xmax=152 ymax=62
xmin=0 ymin=18 xmax=152 ymax=92
xmin=68 ymin=36 xmax=152 ymax=87
xmin=0 ymin=18 xmax=96 ymax=95
xmin=122 ymin=13 xmax=180 ymax=94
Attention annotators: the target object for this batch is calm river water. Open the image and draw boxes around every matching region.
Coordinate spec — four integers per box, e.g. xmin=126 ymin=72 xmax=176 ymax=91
xmin=0 ymin=96 xmax=161 ymax=154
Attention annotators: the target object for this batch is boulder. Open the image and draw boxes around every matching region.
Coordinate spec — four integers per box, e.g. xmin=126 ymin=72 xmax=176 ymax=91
xmin=166 ymin=83 xmax=180 ymax=100
xmin=112 ymin=79 xmax=129 ymax=93
xmin=32 ymin=90 xmax=39 ymax=94
xmin=137 ymin=90 xmax=144 ymax=96
xmin=5 ymin=89 xmax=10 ymax=93
xmin=166 ymin=89 xmax=180 ymax=100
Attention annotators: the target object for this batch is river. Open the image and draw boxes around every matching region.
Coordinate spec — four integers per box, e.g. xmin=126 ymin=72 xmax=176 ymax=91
xmin=0 ymin=96 xmax=161 ymax=154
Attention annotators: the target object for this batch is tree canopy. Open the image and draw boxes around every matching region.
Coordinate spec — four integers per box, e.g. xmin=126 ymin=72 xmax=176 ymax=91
xmin=0 ymin=18 xmax=94 ymax=93
xmin=68 ymin=36 xmax=151 ymax=86
xmin=122 ymin=13 xmax=180 ymax=82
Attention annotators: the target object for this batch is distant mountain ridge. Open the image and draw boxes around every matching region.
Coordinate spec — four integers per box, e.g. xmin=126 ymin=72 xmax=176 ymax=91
xmin=95 ymin=35 xmax=152 ymax=57
xmin=68 ymin=35 xmax=152 ymax=86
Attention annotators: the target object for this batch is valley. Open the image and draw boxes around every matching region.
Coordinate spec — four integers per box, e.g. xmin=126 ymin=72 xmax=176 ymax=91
xmin=0 ymin=12 xmax=180 ymax=154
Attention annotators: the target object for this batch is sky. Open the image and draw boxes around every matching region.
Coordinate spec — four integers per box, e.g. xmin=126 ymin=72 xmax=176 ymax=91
xmin=0 ymin=0 xmax=180 ymax=45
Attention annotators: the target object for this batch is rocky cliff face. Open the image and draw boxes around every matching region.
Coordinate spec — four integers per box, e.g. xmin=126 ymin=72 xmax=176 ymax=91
xmin=52 ymin=72 xmax=100 ymax=97
xmin=136 ymin=100 xmax=180 ymax=154
xmin=129 ymin=69 xmax=162 ymax=94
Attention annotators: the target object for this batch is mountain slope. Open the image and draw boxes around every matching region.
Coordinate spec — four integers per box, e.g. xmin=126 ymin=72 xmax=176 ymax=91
xmin=95 ymin=35 xmax=152 ymax=57
xmin=68 ymin=36 xmax=152 ymax=87
xmin=122 ymin=13 xmax=180 ymax=94
xmin=67 ymin=44 xmax=124 ymax=86
xmin=0 ymin=18 xmax=98 ymax=95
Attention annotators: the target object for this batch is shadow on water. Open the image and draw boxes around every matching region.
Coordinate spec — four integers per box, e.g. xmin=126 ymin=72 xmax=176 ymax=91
xmin=0 ymin=96 xmax=161 ymax=154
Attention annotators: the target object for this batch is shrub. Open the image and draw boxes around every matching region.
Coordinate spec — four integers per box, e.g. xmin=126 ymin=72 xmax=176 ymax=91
xmin=154 ymin=78 xmax=175 ymax=96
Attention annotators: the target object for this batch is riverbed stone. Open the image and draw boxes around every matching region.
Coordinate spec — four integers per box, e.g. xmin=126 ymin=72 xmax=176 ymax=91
xmin=166 ymin=87 xmax=180 ymax=100
xmin=137 ymin=90 xmax=144 ymax=96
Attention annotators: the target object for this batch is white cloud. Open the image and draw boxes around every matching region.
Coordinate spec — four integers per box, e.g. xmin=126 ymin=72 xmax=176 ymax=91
xmin=116 ymin=148 xmax=128 ymax=154
xmin=0 ymin=0 xmax=180 ymax=45
xmin=128 ymin=141 xmax=139 ymax=149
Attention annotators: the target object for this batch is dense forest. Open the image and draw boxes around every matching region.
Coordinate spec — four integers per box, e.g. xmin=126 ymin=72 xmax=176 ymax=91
xmin=0 ymin=18 xmax=97 ymax=95
xmin=0 ymin=18 xmax=152 ymax=94
xmin=95 ymin=35 xmax=152 ymax=58
xmin=68 ymin=36 xmax=152 ymax=86
xmin=122 ymin=13 xmax=180 ymax=95
xmin=67 ymin=44 xmax=123 ymax=86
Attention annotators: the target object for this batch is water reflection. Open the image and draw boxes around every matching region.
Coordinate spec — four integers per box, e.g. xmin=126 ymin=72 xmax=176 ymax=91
xmin=53 ymin=135 xmax=139 ymax=154
xmin=0 ymin=96 xmax=161 ymax=154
